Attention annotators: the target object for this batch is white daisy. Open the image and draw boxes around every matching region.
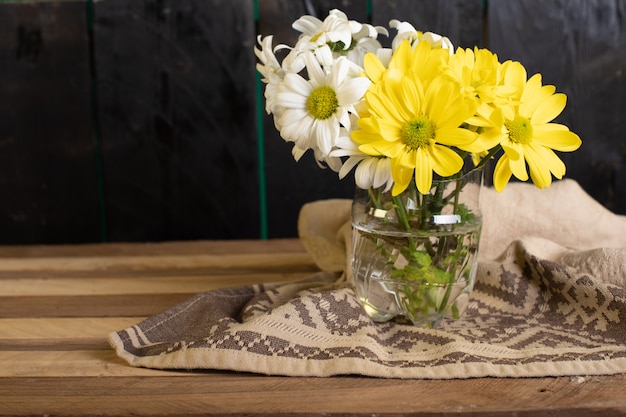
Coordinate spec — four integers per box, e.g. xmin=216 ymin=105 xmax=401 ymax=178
xmin=292 ymin=144 xmax=343 ymax=172
xmin=254 ymin=35 xmax=286 ymax=115
xmin=343 ymin=22 xmax=388 ymax=70
xmin=389 ymin=19 xmax=454 ymax=53
xmin=331 ymin=134 xmax=394 ymax=191
xmin=288 ymin=10 xmax=388 ymax=74
xmin=275 ymin=53 xmax=371 ymax=157
xmin=292 ymin=9 xmax=353 ymax=51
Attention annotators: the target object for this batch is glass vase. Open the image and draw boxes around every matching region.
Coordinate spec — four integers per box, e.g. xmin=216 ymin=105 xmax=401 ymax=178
xmin=351 ymin=169 xmax=483 ymax=328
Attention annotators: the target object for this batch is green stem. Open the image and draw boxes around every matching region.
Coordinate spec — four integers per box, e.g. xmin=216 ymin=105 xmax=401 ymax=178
xmin=392 ymin=193 xmax=419 ymax=254
xmin=475 ymin=144 xmax=502 ymax=171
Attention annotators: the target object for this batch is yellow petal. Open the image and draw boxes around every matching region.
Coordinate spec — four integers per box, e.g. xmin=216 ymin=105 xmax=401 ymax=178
xmin=436 ymin=126 xmax=478 ymax=148
xmin=531 ymin=93 xmax=566 ymax=125
xmin=509 ymin=148 xmax=529 ymax=181
xmin=430 ymin=144 xmax=464 ymax=177
xmin=385 ymin=41 xmax=412 ymax=84
xmin=385 ymin=77 xmax=419 ymax=121
xmin=354 ymin=117 xmax=378 ymax=136
xmin=363 ymin=140 xmax=404 ymax=158
xmin=493 ymin=154 xmax=513 ymax=192
xmin=365 ymin=89 xmax=397 ymax=122
xmin=524 ymin=145 xmax=554 ymax=188
xmin=377 ymin=118 xmax=403 ymax=142
xmin=476 ymin=129 xmax=506 ymax=152
xmin=363 ymin=52 xmax=386 ymax=83
xmin=527 ymin=144 xmax=566 ymax=179
xmin=413 ymin=149 xmax=434 ymax=194
xmin=390 ymin=155 xmax=414 ymax=195
xmin=533 ymin=125 xmax=582 ymax=152
xmin=352 ymin=127 xmax=381 ymax=145
xmin=502 ymin=61 xmax=527 ymax=96
xmin=501 ymin=141 xmax=522 ymax=161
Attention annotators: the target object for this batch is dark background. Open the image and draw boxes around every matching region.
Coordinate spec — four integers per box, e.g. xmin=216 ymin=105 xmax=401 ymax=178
xmin=0 ymin=0 xmax=624 ymax=244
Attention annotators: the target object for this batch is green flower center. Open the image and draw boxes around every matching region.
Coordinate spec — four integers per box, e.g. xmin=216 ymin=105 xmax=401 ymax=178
xmin=401 ymin=116 xmax=435 ymax=149
xmin=307 ymin=86 xmax=338 ymax=120
xmin=505 ymin=115 xmax=533 ymax=144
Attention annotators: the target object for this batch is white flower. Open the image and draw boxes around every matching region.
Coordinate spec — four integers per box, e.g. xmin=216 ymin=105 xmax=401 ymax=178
xmin=343 ymin=21 xmax=388 ymax=69
xmin=288 ymin=9 xmax=388 ymax=74
xmin=292 ymin=9 xmax=354 ymax=51
xmin=254 ymin=35 xmax=286 ymax=115
xmin=389 ymin=19 xmax=454 ymax=53
xmin=275 ymin=53 xmax=371 ymax=157
xmin=331 ymin=133 xmax=394 ymax=191
xmin=292 ymin=144 xmax=343 ymax=172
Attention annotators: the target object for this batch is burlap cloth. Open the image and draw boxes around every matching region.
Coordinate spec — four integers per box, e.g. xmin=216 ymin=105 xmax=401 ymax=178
xmin=109 ymin=180 xmax=626 ymax=378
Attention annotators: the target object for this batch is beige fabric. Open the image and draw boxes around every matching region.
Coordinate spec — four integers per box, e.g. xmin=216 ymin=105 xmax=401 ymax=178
xmin=479 ymin=179 xmax=626 ymax=262
xmin=109 ymin=179 xmax=626 ymax=379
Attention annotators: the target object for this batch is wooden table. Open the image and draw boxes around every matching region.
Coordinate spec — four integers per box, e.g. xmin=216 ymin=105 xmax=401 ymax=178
xmin=1 ymin=239 xmax=625 ymax=416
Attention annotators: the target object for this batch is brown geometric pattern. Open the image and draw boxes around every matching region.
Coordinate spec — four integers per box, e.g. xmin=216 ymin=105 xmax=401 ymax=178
xmin=109 ymin=181 xmax=626 ymax=378
xmin=109 ymin=238 xmax=626 ymax=378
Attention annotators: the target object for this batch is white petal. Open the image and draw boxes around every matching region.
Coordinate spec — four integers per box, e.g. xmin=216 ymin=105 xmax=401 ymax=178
xmin=292 ymin=145 xmax=307 ymax=161
xmin=376 ymin=48 xmax=393 ymax=67
xmin=355 ymin=159 xmax=375 ymax=188
xmin=276 ymin=91 xmax=307 ymax=109
xmin=282 ymin=73 xmax=312 ymax=96
xmin=332 ymin=57 xmax=350 ymax=87
xmin=338 ymin=155 xmax=364 ymax=179
xmin=313 ymin=119 xmax=339 ymax=155
xmin=304 ymin=53 xmax=326 ymax=86
xmin=337 ymin=77 xmax=371 ymax=106
xmin=292 ymin=16 xmax=323 ymax=36
xmin=315 ymin=45 xmax=334 ymax=67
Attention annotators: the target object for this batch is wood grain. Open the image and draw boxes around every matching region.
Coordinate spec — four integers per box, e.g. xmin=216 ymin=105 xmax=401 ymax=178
xmin=488 ymin=0 xmax=626 ymax=214
xmin=0 ymin=1 xmax=101 ymax=244
xmin=1 ymin=238 xmax=624 ymax=416
xmin=93 ymin=0 xmax=260 ymax=241
xmin=1 ymin=374 xmax=625 ymax=416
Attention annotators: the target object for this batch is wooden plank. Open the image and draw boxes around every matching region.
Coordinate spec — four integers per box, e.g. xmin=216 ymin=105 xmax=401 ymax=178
xmin=0 ymin=252 xmax=315 ymax=273
xmin=0 ymin=239 xmax=317 ymax=278
xmin=0 ymin=1 xmax=101 ymax=244
xmin=488 ymin=0 xmax=626 ymax=215
xmin=0 ymin=317 xmax=141 ymax=339
xmin=92 ymin=0 xmax=260 ymax=241
xmin=0 ymin=293 xmax=196 ymax=318
xmin=0 ymin=317 xmax=139 ymax=351
xmin=257 ymin=1 xmax=368 ymax=239
xmin=0 ymin=272 xmax=314 ymax=296
xmin=0 ymin=350 xmax=184 ymax=377
xmin=0 ymin=238 xmax=309 ymax=258
xmin=1 ymin=374 xmax=625 ymax=416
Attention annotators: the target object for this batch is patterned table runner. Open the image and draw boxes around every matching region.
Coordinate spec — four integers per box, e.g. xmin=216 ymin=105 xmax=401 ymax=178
xmin=109 ymin=180 xmax=626 ymax=378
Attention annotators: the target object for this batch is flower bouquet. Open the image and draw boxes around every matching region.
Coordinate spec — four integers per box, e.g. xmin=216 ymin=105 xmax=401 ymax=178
xmin=255 ymin=9 xmax=581 ymax=327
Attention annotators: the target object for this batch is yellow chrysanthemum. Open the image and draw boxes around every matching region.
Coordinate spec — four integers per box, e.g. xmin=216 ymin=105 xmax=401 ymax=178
xmin=352 ymin=40 xmax=478 ymax=195
xmin=447 ymin=47 xmax=502 ymax=104
xmin=479 ymin=64 xmax=582 ymax=192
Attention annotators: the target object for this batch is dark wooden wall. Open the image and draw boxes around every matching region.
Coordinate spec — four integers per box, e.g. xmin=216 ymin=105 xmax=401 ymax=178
xmin=0 ymin=0 xmax=624 ymax=244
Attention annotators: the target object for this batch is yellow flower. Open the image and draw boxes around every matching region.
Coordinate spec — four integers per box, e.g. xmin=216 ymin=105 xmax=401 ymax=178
xmin=447 ymin=47 xmax=502 ymax=104
xmin=352 ymin=40 xmax=478 ymax=195
xmin=446 ymin=48 xmax=519 ymax=137
xmin=480 ymin=63 xmax=582 ymax=191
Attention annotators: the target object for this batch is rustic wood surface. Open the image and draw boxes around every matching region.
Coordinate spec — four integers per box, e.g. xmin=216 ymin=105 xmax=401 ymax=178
xmin=1 ymin=239 xmax=625 ymax=417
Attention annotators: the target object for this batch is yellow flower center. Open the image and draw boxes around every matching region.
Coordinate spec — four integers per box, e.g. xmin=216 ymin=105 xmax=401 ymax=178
xmin=505 ymin=115 xmax=533 ymax=145
xmin=401 ymin=116 xmax=435 ymax=150
xmin=307 ymin=86 xmax=338 ymax=120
